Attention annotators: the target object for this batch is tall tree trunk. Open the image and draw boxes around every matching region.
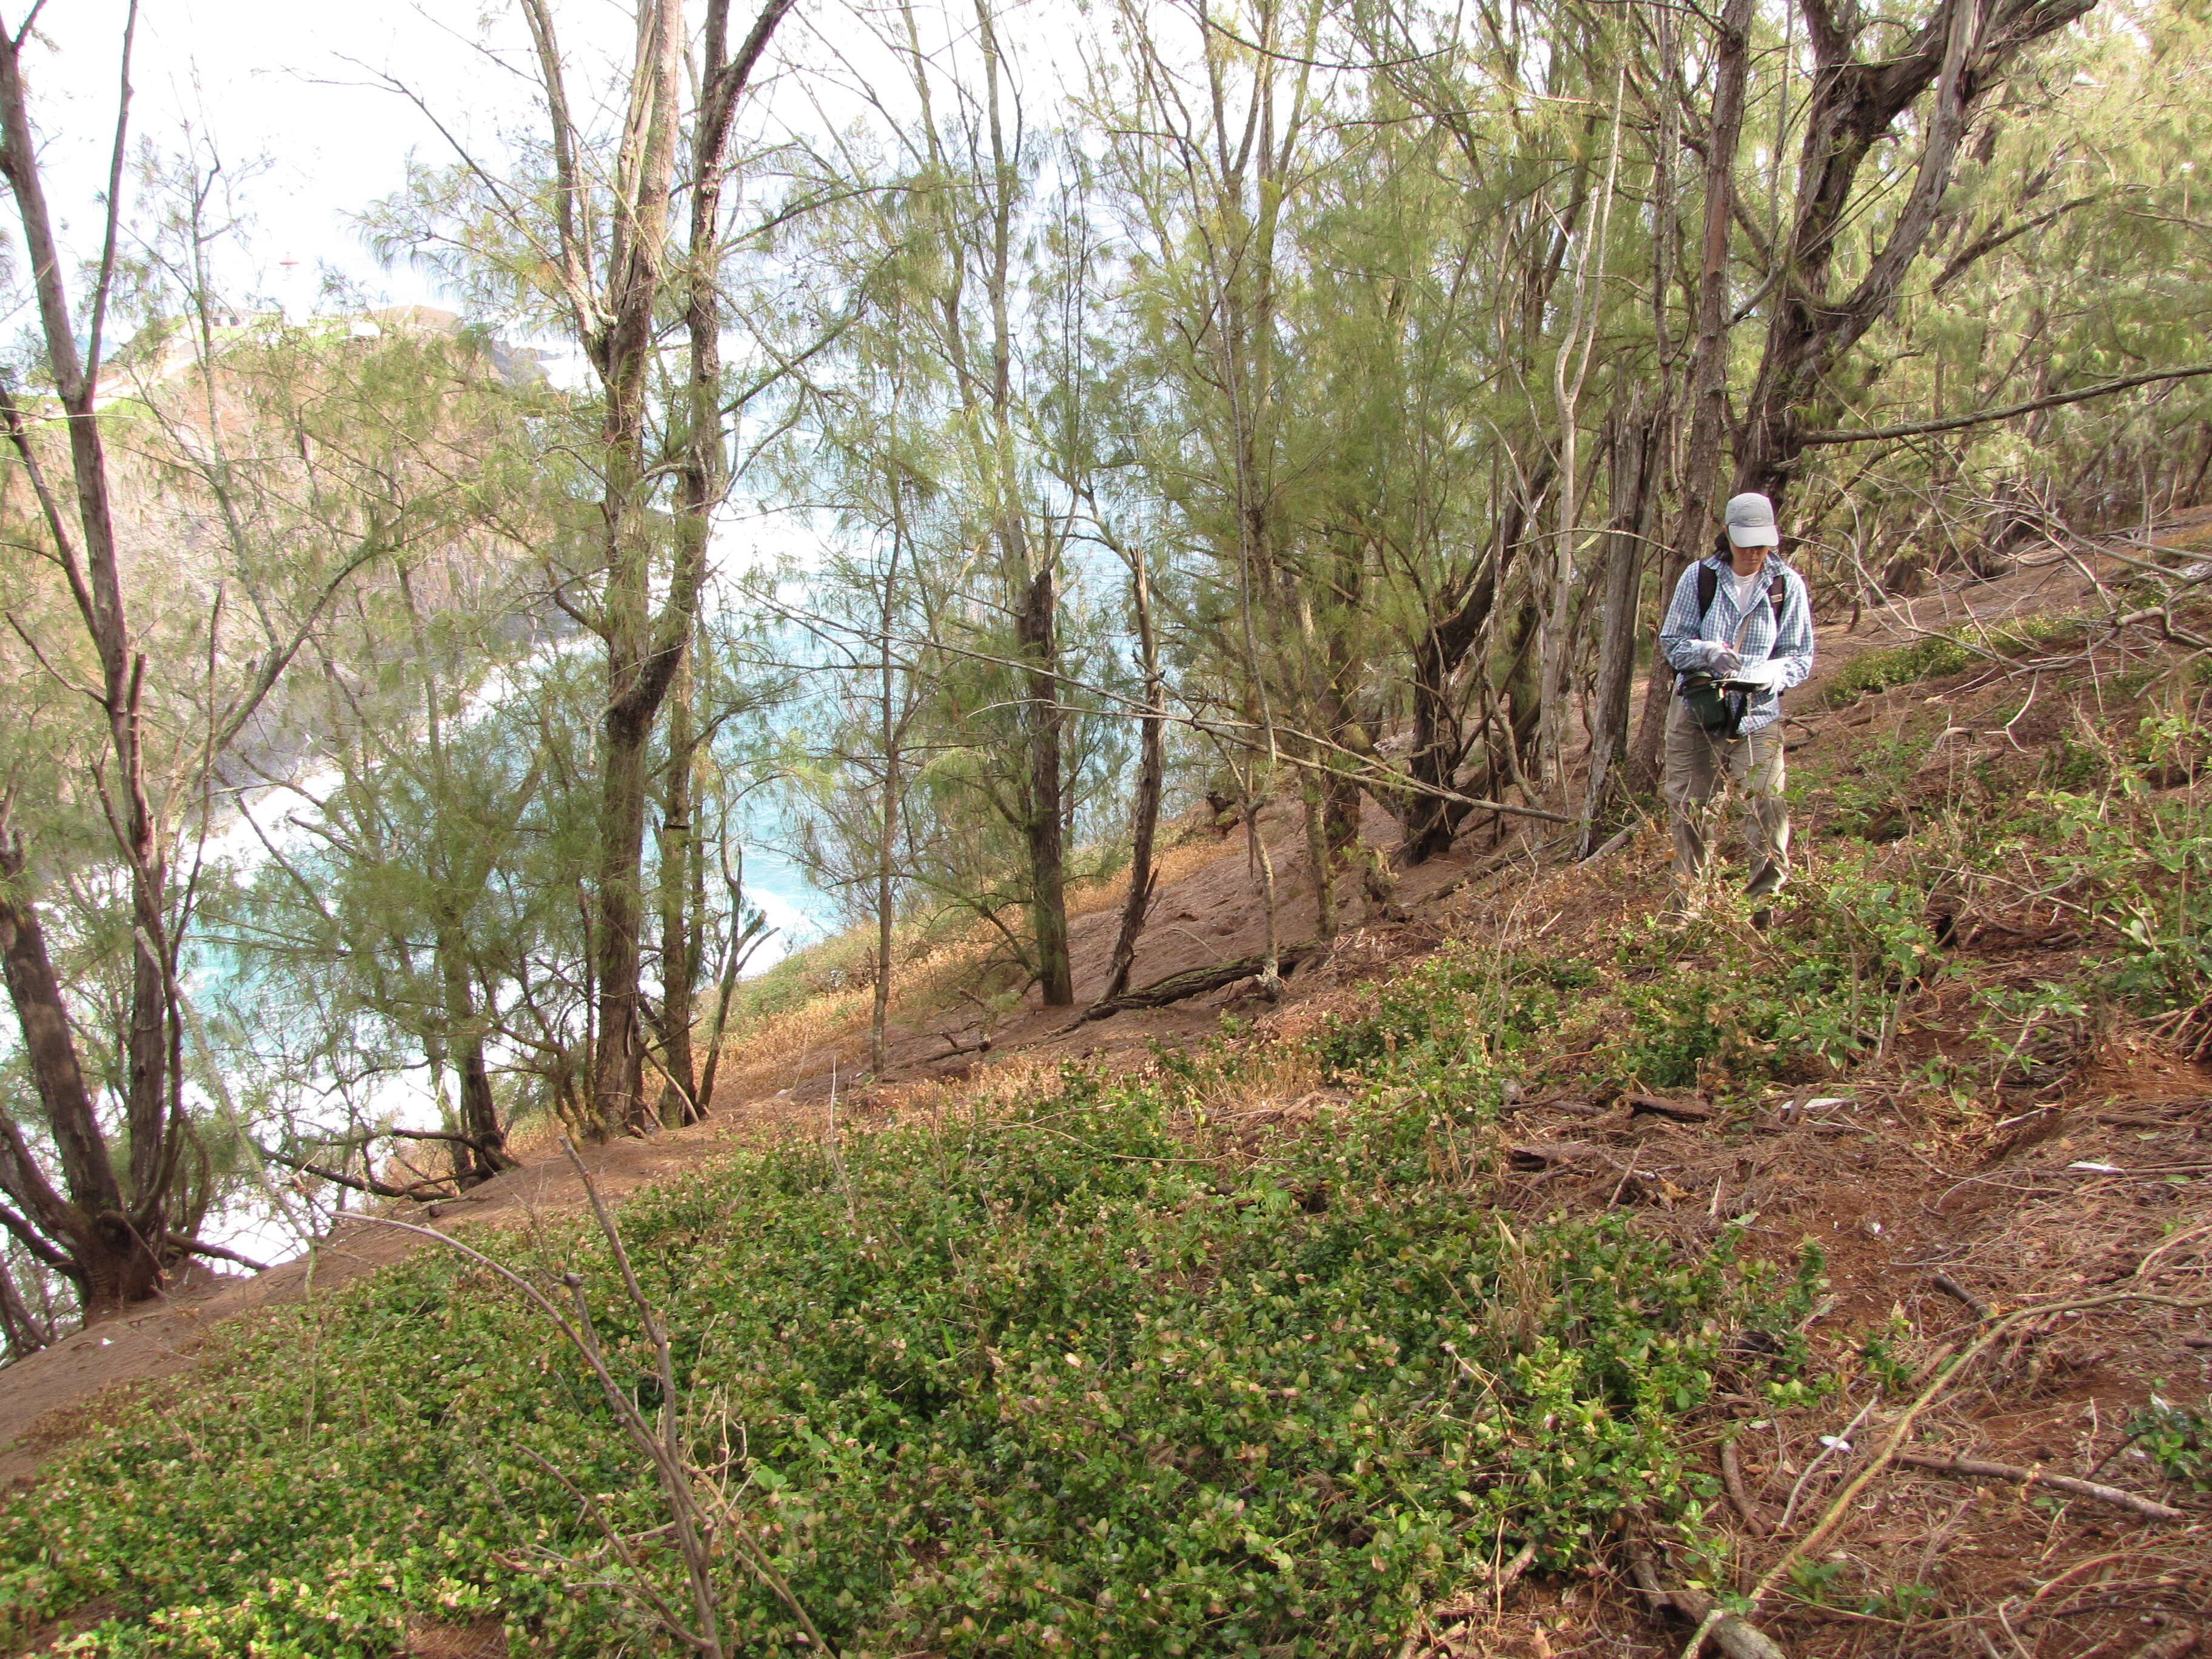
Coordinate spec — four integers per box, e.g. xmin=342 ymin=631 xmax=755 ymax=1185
xmin=970 ymin=0 xmax=1072 ymax=1007
xmin=0 ymin=10 xmax=183 ymax=1309
xmin=1626 ymin=0 xmax=1755 ymax=794
xmin=594 ymin=685 xmax=660 ymax=1130
xmin=1580 ymin=395 xmax=1658 ymax=849
xmin=1019 ymin=561 xmax=1072 ymax=1005
xmin=1538 ymin=74 xmax=1623 ymax=799
xmin=578 ymin=0 xmax=793 ymax=1134
xmin=586 ymin=0 xmax=684 ymax=1134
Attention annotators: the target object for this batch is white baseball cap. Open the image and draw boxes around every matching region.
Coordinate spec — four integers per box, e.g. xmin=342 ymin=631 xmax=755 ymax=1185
xmin=1724 ymin=492 xmax=1780 ymax=548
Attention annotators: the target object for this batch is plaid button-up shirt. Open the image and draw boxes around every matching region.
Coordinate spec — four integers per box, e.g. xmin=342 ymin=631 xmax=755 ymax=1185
xmin=1658 ymin=554 xmax=1815 ymax=737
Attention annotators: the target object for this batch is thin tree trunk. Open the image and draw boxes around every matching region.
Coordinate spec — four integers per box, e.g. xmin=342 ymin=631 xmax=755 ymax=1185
xmin=1626 ymin=0 xmax=1755 ymax=794
xmin=694 ymin=848 xmax=766 ymax=1117
xmin=0 ymin=2 xmax=183 ymax=1293
xmin=872 ymin=520 xmax=907 ymax=1073
xmin=1538 ymin=71 xmax=1624 ymax=799
xmin=585 ymin=0 xmax=793 ymax=1134
xmin=594 ymin=696 xmax=659 ymax=1131
xmin=0 ymin=824 xmax=154 ymax=1314
xmin=972 ymin=1 xmax=1072 ymax=1008
xmin=1018 ymin=562 xmax=1072 ymax=1005
xmin=655 ymin=649 xmax=699 ymax=1124
xmin=1581 ymin=395 xmax=1657 ymax=849
xmin=1099 ymin=536 xmax=1164 ymax=1004
xmin=1301 ymin=768 xmax=1335 ymax=943
xmin=1293 ymin=585 xmax=1337 ymax=940
xmin=1241 ymin=776 xmax=1283 ymax=999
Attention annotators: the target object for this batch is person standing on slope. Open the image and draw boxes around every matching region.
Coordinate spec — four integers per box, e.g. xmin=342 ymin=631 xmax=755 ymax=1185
xmin=1658 ymin=491 xmax=1816 ymax=917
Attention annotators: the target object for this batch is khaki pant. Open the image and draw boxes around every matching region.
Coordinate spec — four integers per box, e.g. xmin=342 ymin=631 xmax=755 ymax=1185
xmin=1663 ymin=697 xmax=1790 ymax=897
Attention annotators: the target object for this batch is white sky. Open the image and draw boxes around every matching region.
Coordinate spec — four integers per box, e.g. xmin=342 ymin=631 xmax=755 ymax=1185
xmin=20 ymin=0 xmax=1084 ymax=329
xmin=28 ymin=0 xmax=505 ymax=317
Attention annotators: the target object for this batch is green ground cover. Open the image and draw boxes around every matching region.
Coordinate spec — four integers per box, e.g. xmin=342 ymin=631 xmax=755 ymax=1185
xmin=0 ymin=1054 xmax=1815 ymax=1657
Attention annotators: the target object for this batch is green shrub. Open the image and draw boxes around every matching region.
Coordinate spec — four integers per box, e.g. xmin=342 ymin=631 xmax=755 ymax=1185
xmin=1596 ymin=856 xmax=1943 ymax=1092
xmin=1822 ymin=616 xmax=2080 ymax=708
xmin=2127 ymin=1395 xmax=2212 ymax=1491
xmin=1313 ymin=947 xmax=1592 ymax=1106
xmin=0 ymin=1060 xmax=1811 ymax=1657
xmin=1823 ymin=635 xmax=1976 ymax=706
xmin=2034 ymin=767 xmax=2212 ymax=1016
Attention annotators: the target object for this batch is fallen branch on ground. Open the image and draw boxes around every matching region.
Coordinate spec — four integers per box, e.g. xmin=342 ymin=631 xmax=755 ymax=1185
xmin=2127 ymin=1622 xmax=2201 ymax=1659
xmin=1507 ymin=1094 xmax=1607 ymax=1118
xmin=1930 ymin=1272 xmax=1990 ymax=1319
xmin=1721 ymin=1439 xmax=1771 ymax=1537
xmin=1071 ymin=942 xmax=1318 ymax=1025
xmin=1684 ymin=1286 xmax=2212 ymax=1659
xmin=929 ymin=1031 xmax=994 ymax=1061
xmin=1892 ymin=1452 xmax=2185 ymax=1521
xmin=1506 ymin=1139 xmax=1610 ymax=1170
xmin=1624 ymin=1533 xmax=1788 ymax=1659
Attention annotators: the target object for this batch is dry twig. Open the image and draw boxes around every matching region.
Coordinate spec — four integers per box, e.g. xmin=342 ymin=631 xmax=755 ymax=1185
xmin=1931 ymin=1271 xmax=1990 ymax=1319
xmin=1721 ymin=1438 xmax=1771 ymax=1536
xmin=1892 ymin=1452 xmax=2185 ymax=1521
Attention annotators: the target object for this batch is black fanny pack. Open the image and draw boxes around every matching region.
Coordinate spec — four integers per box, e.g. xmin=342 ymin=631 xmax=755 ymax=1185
xmin=1680 ymin=671 xmax=1749 ymax=738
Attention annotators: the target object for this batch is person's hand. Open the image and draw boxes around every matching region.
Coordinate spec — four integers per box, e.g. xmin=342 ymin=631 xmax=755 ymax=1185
xmin=1707 ymin=645 xmax=1742 ymax=676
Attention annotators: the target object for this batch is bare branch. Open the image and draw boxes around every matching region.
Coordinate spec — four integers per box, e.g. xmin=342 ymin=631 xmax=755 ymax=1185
xmin=1798 ymin=364 xmax=2212 ymax=445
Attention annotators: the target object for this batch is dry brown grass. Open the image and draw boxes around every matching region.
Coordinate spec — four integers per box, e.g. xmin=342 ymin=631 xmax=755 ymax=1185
xmin=704 ymin=812 xmax=1246 ymax=1097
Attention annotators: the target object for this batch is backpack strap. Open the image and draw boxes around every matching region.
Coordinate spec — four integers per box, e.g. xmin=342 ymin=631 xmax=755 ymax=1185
xmin=1697 ymin=561 xmax=1791 ymax=622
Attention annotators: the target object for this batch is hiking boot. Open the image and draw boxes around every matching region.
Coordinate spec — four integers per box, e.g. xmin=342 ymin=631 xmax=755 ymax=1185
xmin=1751 ymin=906 xmax=1774 ymax=932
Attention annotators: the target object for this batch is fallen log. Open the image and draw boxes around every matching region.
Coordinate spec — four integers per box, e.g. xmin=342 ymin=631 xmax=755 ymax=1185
xmin=1509 ymin=1093 xmax=1607 ymax=1118
xmin=1073 ymin=942 xmax=1317 ymax=1024
xmin=1893 ymin=1452 xmax=2185 ymax=1521
xmin=1624 ymin=1534 xmax=1788 ymax=1659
